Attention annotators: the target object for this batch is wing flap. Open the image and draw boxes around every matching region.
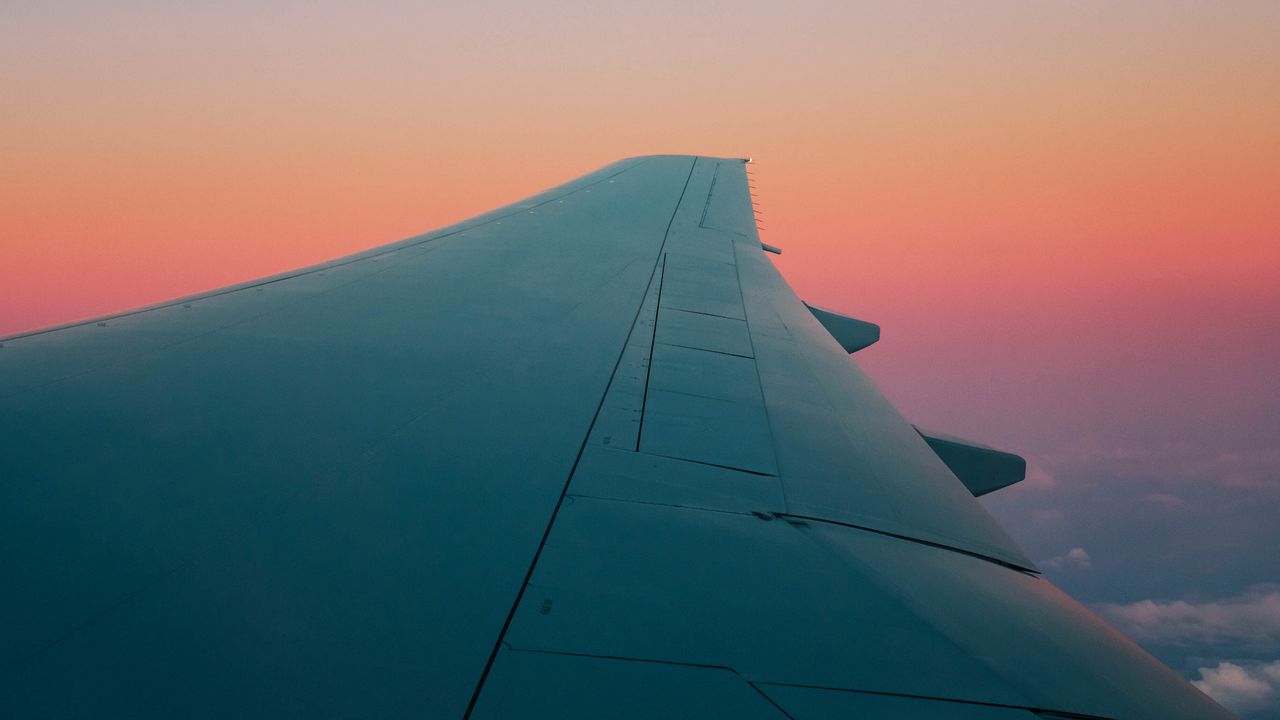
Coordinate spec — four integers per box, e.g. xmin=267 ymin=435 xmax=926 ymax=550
xmin=503 ymin=494 xmax=1229 ymax=720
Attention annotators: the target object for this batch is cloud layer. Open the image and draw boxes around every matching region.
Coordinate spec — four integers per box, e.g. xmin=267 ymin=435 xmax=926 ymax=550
xmin=1098 ymin=585 xmax=1280 ymax=650
xmin=1041 ymin=547 xmax=1092 ymax=571
xmin=1193 ymin=661 xmax=1280 ymax=716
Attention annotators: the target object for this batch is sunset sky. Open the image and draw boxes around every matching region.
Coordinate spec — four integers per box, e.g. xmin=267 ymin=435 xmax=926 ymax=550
xmin=3 ymin=2 xmax=1278 ymax=715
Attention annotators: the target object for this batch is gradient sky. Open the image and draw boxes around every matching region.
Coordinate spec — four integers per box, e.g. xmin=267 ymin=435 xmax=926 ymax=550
xmin=4 ymin=2 xmax=1279 ymax=715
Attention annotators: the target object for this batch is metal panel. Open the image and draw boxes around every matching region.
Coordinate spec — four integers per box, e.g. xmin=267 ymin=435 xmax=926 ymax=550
xmin=472 ymin=649 xmax=787 ymax=719
xmin=638 ymin=389 xmax=777 ymax=475
xmin=662 ymin=227 xmax=738 ymax=266
xmin=659 ymin=254 xmax=745 ymax=320
xmin=756 ymin=684 xmax=1043 ymax=720
xmin=700 ymin=161 xmax=757 ymax=237
xmin=504 ymin=496 xmax=1031 ymax=705
xmin=569 ymin=445 xmax=784 ymax=513
xmin=655 ymin=253 xmax=747 ymax=317
xmin=587 ymin=260 xmax=664 ymax=452
xmin=653 ymin=307 xmax=754 ymax=358
xmin=504 ymin=495 xmax=1231 ymax=720
xmin=659 ymin=288 xmax=747 ymax=321
xmin=648 ymin=343 xmax=762 ymax=405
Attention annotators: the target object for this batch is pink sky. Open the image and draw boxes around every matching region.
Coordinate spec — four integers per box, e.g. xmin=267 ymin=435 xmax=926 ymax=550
xmin=5 ymin=2 xmax=1276 ymax=450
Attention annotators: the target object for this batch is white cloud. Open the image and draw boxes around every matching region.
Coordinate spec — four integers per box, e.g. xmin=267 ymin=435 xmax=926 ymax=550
xmin=1143 ymin=492 xmax=1193 ymax=510
xmin=1192 ymin=660 xmax=1280 ymax=715
xmin=1041 ymin=547 xmax=1091 ymax=571
xmin=1098 ymin=586 xmax=1280 ymax=649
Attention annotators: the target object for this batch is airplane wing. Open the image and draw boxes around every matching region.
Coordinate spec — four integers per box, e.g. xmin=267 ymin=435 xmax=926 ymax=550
xmin=0 ymin=155 xmax=1232 ymax=718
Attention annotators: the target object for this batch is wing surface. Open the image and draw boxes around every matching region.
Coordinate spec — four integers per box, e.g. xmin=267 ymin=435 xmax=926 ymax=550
xmin=0 ymin=156 xmax=1232 ymax=719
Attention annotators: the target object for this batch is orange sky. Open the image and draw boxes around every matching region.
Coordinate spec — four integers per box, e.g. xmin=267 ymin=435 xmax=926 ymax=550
xmin=3 ymin=2 xmax=1278 ymax=452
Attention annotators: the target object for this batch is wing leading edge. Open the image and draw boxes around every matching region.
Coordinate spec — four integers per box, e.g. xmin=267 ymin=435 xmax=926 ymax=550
xmin=0 ymin=156 xmax=1232 ymax=719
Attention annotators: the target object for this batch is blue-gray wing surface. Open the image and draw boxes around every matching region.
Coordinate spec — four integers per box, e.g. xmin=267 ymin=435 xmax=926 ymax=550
xmin=0 ymin=156 xmax=1231 ymax=719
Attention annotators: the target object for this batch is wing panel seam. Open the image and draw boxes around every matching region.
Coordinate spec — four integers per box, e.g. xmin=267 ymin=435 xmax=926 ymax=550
xmin=459 ymin=156 xmax=700 ymax=719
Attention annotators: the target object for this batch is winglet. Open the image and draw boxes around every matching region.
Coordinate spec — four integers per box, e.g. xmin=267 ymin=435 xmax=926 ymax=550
xmin=914 ymin=427 xmax=1026 ymax=497
xmin=804 ymin=303 xmax=879 ymax=353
